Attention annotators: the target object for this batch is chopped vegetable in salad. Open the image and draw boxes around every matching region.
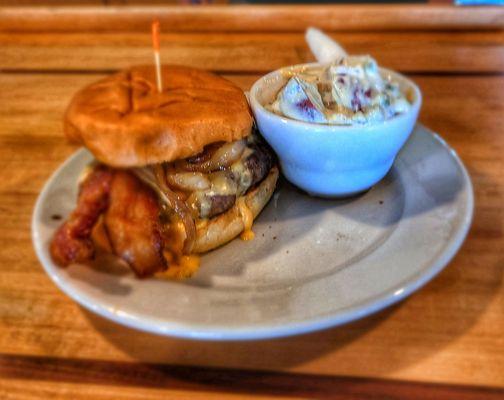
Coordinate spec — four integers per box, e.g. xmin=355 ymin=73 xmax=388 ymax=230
xmin=268 ymin=56 xmax=411 ymax=125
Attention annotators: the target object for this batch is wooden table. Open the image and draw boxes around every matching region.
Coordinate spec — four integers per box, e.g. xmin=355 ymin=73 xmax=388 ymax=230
xmin=0 ymin=4 xmax=503 ymax=399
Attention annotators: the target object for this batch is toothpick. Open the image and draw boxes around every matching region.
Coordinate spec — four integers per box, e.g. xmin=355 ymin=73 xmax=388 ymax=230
xmin=151 ymin=20 xmax=163 ymax=93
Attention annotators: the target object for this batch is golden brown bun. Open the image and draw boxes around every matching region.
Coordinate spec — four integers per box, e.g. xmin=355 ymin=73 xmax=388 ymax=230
xmin=64 ymin=65 xmax=253 ymax=167
xmin=193 ymin=166 xmax=279 ymax=253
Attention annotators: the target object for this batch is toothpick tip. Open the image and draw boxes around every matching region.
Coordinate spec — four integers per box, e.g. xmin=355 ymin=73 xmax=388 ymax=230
xmin=152 ymin=20 xmax=161 ymax=51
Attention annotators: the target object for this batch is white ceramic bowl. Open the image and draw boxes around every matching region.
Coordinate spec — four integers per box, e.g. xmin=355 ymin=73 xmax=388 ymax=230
xmin=250 ymin=63 xmax=422 ymax=197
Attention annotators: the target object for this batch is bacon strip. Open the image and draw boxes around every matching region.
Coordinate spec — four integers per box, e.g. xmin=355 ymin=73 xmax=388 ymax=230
xmin=104 ymin=171 xmax=167 ymax=277
xmin=50 ymin=136 xmax=275 ymax=277
xmin=50 ymin=166 xmax=113 ymax=266
xmin=50 ymin=166 xmax=171 ymax=277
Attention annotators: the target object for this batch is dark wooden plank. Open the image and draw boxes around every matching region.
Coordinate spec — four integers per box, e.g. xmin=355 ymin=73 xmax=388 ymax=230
xmin=1 ymin=354 xmax=503 ymax=400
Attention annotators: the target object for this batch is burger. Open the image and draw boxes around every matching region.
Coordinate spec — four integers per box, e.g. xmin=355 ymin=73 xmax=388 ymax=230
xmin=50 ymin=65 xmax=278 ymax=279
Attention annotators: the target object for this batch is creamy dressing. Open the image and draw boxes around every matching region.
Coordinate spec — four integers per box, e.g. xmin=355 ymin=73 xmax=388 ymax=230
xmin=268 ymin=56 xmax=411 ymax=125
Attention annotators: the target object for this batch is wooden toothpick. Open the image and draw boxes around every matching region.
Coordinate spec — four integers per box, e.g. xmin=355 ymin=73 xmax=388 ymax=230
xmin=151 ymin=20 xmax=163 ymax=93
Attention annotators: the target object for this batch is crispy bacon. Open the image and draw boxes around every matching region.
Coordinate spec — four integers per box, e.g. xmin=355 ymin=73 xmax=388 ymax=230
xmin=50 ymin=135 xmax=275 ymax=278
xmin=51 ymin=167 xmax=169 ymax=277
xmin=50 ymin=166 xmax=113 ymax=266
xmin=104 ymin=171 xmax=167 ymax=277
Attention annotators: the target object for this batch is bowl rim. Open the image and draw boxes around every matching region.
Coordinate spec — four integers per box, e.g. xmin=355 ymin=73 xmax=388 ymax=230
xmin=249 ymin=62 xmax=422 ymax=131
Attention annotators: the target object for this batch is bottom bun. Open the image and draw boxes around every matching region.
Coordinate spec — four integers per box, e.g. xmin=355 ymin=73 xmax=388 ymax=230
xmin=193 ymin=166 xmax=279 ymax=253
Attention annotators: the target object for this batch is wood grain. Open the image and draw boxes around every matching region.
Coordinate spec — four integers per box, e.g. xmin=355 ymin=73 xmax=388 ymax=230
xmin=1 ymin=5 xmax=503 ymax=33
xmin=0 ymin=0 xmax=219 ymax=4
xmin=0 ymin=0 xmax=102 ymax=5
xmin=1 ymin=31 xmax=503 ymax=74
xmin=0 ymin=72 xmax=502 ymax=389
xmin=0 ymin=6 xmax=503 ymax=397
xmin=1 ymin=354 xmax=503 ymax=400
xmin=0 ymin=381 xmax=283 ymax=400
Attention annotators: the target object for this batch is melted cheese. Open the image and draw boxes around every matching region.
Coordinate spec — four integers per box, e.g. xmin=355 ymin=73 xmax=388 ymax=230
xmin=209 ymin=171 xmax=237 ymax=195
xmin=195 ymin=218 xmax=209 ymax=231
xmin=157 ymin=255 xmax=200 ymax=280
xmin=155 ymin=218 xmax=200 ymax=280
xmin=134 ymin=145 xmax=255 ymax=220
xmin=237 ymin=197 xmax=255 ymax=241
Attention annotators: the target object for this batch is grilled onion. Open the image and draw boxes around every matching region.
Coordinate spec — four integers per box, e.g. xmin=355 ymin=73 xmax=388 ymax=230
xmin=176 ymin=139 xmax=246 ymax=173
xmin=152 ymin=165 xmax=196 ymax=254
xmin=207 ymin=139 xmax=246 ymax=170
xmin=166 ymin=171 xmax=211 ymax=192
xmin=132 ymin=166 xmax=197 ymax=254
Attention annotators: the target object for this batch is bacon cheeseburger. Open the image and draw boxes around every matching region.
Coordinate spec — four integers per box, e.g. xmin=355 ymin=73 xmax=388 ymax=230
xmin=50 ymin=66 xmax=278 ymax=278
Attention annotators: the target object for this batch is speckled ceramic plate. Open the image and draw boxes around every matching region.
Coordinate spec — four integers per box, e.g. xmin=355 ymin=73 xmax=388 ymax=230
xmin=32 ymin=124 xmax=473 ymax=340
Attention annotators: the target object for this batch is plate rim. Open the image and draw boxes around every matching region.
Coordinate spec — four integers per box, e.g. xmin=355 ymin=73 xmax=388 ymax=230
xmin=32 ymin=124 xmax=474 ymax=341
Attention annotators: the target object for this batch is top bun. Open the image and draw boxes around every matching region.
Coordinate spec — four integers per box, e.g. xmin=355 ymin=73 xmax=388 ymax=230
xmin=64 ymin=65 xmax=253 ymax=167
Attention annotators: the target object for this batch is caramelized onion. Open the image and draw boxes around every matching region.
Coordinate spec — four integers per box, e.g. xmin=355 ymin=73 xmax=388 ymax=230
xmin=185 ymin=192 xmax=202 ymax=219
xmin=166 ymin=171 xmax=210 ymax=192
xmin=132 ymin=166 xmax=196 ymax=253
xmin=152 ymin=165 xmax=196 ymax=254
xmin=186 ymin=142 xmax=222 ymax=165
xmin=176 ymin=139 xmax=246 ymax=173
xmin=207 ymin=139 xmax=246 ymax=171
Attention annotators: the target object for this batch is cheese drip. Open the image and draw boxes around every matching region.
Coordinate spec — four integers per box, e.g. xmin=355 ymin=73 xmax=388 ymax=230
xmin=157 ymin=255 xmax=200 ymax=280
xmin=237 ymin=197 xmax=255 ymax=241
xmin=157 ymin=219 xmax=200 ymax=280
